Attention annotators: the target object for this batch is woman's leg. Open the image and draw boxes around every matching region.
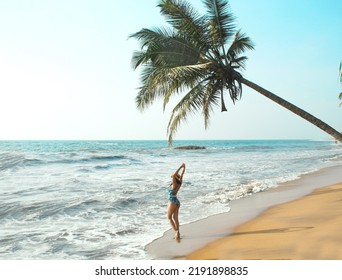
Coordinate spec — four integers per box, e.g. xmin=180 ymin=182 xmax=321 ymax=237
xmin=173 ymin=205 xmax=180 ymax=240
xmin=167 ymin=202 xmax=178 ymax=231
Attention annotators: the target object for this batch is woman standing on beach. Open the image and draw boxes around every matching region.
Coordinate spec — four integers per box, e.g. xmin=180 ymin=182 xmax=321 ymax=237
xmin=167 ymin=163 xmax=186 ymax=241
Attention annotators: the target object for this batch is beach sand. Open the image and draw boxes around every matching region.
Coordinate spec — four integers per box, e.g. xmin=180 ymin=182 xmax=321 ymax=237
xmin=145 ymin=165 xmax=342 ymax=259
xmin=186 ymin=183 xmax=342 ymax=260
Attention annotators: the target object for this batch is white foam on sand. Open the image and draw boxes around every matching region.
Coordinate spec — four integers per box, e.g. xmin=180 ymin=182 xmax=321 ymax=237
xmin=145 ymin=165 xmax=342 ymax=259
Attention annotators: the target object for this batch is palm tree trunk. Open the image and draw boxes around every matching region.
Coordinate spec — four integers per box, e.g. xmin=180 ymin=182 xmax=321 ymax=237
xmin=240 ymin=77 xmax=342 ymax=143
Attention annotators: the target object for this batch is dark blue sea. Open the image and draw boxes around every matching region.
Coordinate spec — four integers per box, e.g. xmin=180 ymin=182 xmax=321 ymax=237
xmin=0 ymin=140 xmax=341 ymax=259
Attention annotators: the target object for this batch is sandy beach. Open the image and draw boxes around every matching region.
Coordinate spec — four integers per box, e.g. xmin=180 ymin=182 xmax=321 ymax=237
xmin=186 ymin=182 xmax=342 ymax=259
xmin=146 ymin=165 xmax=342 ymax=259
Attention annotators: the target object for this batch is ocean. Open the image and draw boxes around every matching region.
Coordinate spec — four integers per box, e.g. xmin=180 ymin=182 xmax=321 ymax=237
xmin=0 ymin=140 xmax=341 ymax=259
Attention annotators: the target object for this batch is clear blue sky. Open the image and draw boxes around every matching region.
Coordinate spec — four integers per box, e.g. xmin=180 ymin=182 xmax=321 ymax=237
xmin=0 ymin=0 xmax=341 ymax=140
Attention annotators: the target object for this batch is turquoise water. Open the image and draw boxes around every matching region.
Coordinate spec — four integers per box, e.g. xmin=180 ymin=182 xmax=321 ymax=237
xmin=0 ymin=140 xmax=341 ymax=259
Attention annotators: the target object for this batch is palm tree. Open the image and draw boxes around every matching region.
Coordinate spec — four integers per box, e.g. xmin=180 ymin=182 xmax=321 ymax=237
xmin=130 ymin=0 xmax=342 ymax=144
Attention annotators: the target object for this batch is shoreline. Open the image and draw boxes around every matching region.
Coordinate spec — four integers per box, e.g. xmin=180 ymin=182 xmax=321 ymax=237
xmin=145 ymin=164 xmax=342 ymax=259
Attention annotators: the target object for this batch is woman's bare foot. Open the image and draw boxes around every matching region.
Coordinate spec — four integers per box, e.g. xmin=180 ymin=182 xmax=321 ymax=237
xmin=175 ymin=231 xmax=180 ymax=242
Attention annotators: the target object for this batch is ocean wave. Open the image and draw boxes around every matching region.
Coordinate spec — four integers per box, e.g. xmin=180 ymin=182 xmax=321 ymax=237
xmin=114 ymin=197 xmax=139 ymax=208
xmin=50 ymin=155 xmax=127 ymax=165
xmin=115 ymin=228 xmax=137 ymax=236
xmin=94 ymin=164 xmax=114 ymax=170
xmin=0 ymin=200 xmax=64 ymax=221
xmin=51 ymin=154 xmax=144 ymax=167
xmin=0 ymin=153 xmax=42 ymax=171
xmin=63 ymin=199 xmax=104 ymax=216
xmin=87 ymin=155 xmax=126 ymax=161
xmin=1 ymin=198 xmax=107 ymax=221
xmin=0 ymin=152 xmax=142 ymax=172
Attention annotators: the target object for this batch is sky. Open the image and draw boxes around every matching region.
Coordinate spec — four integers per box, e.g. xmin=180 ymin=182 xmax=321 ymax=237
xmin=0 ymin=0 xmax=341 ymax=141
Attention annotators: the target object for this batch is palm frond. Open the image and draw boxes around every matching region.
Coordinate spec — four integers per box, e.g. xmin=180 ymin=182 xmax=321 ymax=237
xmin=131 ymin=28 xmax=201 ymax=69
xmin=167 ymin=84 xmax=206 ymax=144
xmin=135 ymin=69 xmax=180 ymax=111
xmin=136 ymin=62 xmax=210 ymax=111
xmin=228 ymin=30 xmax=255 ymax=57
xmin=162 ymin=62 xmax=213 ymax=110
xmin=231 ymin=55 xmax=248 ymax=70
xmin=135 ymin=65 xmax=185 ymax=111
xmin=227 ymin=74 xmax=243 ymax=103
xmin=203 ymin=80 xmax=221 ymax=128
xmin=203 ymin=0 xmax=236 ymax=48
xmin=135 ymin=65 xmax=162 ymax=111
xmin=158 ymin=0 xmax=205 ymax=39
xmin=130 ymin=27 xmax=173 ymax=69
xmin=129 ymin=27 xmax=173 ymax=49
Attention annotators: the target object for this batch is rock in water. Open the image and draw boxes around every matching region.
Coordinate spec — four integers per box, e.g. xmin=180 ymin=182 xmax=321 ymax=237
xmin=174 ymin=145 xmax=206 ymax=150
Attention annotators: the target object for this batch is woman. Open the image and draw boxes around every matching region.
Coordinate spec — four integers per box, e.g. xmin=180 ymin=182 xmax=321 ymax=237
xmin=167 ymin=163 xmax=186 ymax=241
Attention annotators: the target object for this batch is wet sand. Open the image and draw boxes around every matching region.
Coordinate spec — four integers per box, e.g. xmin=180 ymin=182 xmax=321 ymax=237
xmin=145 ymin=165 xmax=342 ymax=259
